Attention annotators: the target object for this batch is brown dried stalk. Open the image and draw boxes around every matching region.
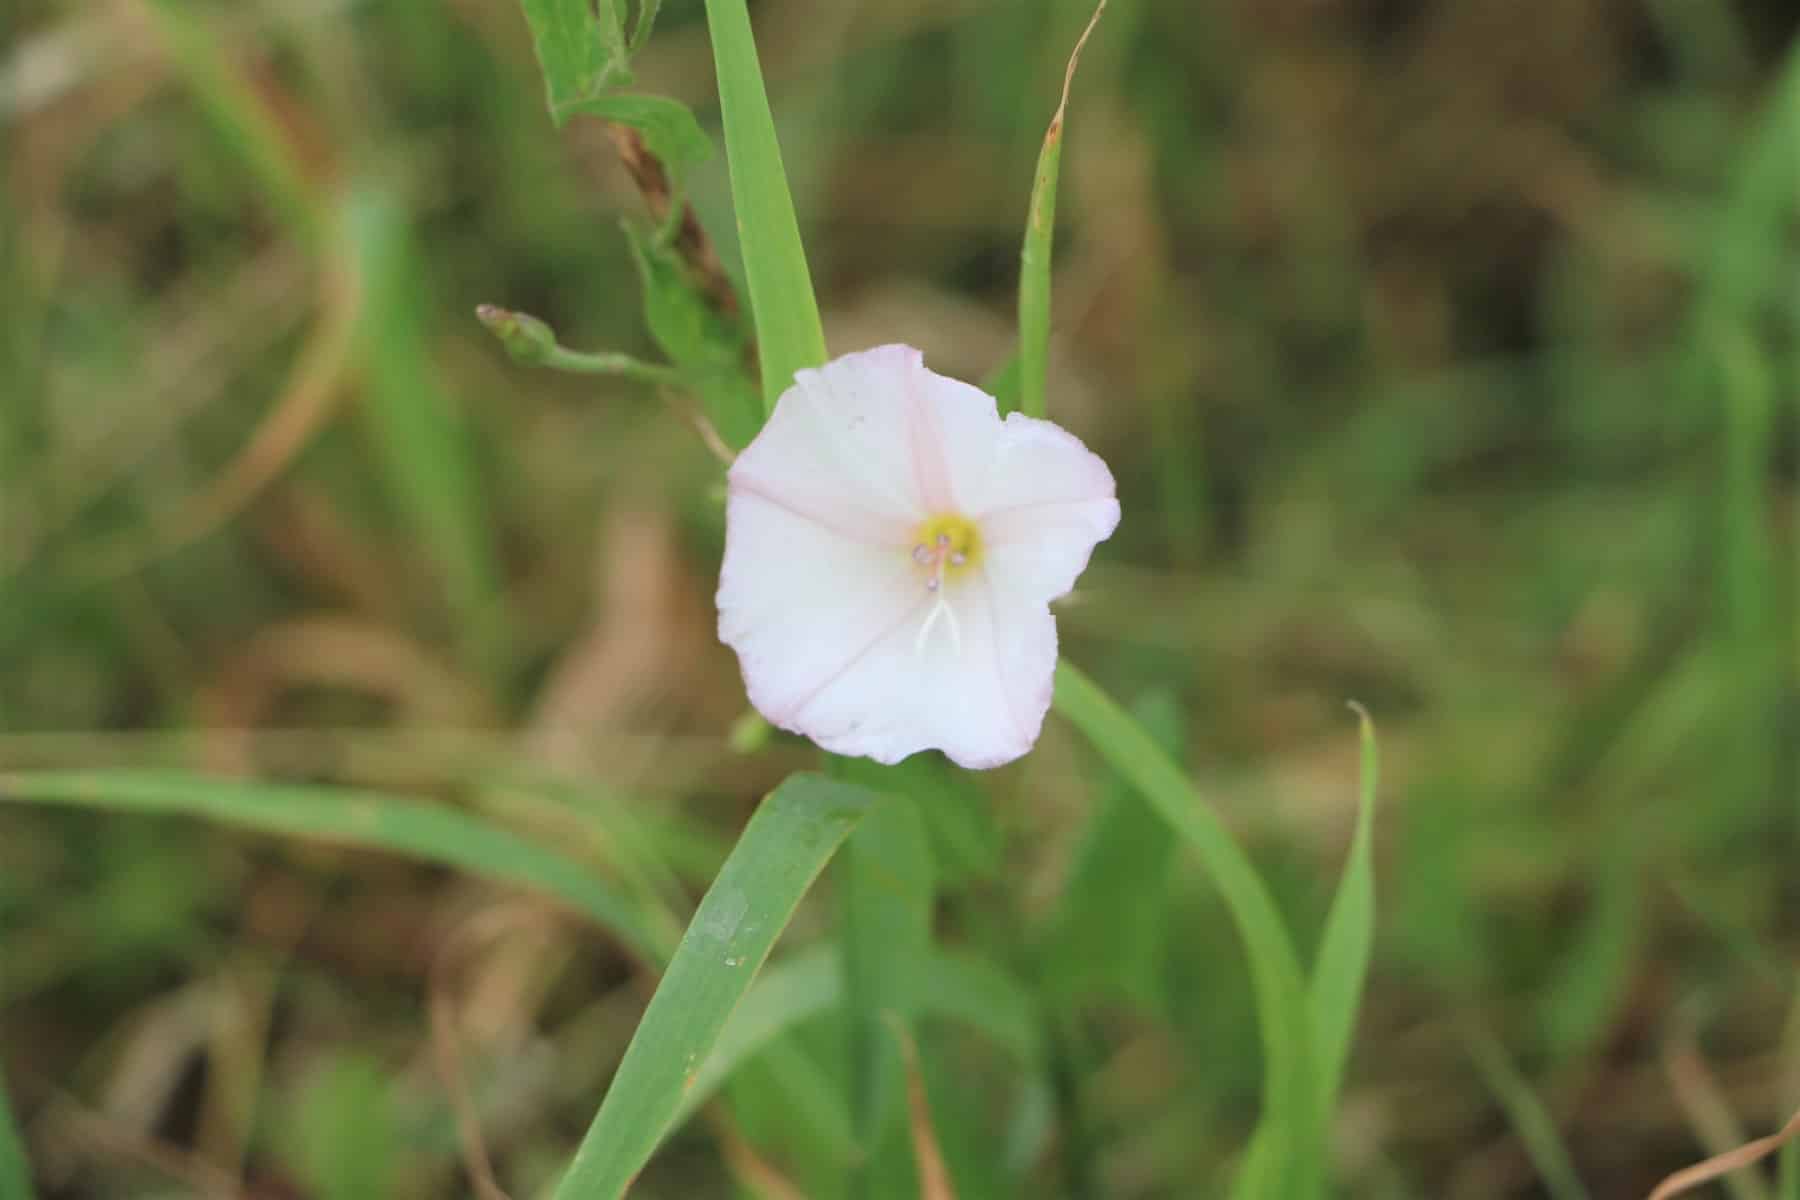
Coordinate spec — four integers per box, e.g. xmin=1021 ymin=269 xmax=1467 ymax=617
xmin=605 ymin=124 xmax=741 ymax=323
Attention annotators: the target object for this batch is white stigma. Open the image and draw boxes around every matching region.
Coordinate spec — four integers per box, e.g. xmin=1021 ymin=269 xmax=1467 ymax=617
xmin=915 ymin=586 xmax=962 ymax=656
xmin=912 ymin=532 xmax=964 ymax=655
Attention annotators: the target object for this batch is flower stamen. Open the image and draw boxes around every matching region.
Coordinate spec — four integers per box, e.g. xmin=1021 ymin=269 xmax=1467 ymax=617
xmin=910 ymin=518 xmax=978 ymax=654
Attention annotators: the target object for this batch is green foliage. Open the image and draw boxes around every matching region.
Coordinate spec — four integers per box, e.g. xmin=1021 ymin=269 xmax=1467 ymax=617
xmin=1052 ymin=661 xmax=1322 ymax=1196
xmin=292 ymin=1055 xmax=400 ymax=1200
xmin=702 ymin=0 xmax=828 ymax=404
xmin=517 ymin=0 xmax=710 ymax=190
xmin=1464 ymin=1025 xmax=1592 ymax=1200
xmin=1016 ymin=3 xmax=1104 ymax=420
xmin=562 ymin=95 xmax=714 ymax=188
xmin=838 ymin=788 xmax=936 ymax=1186
xmin=348 ymin=188 xmax=506 ymax=678
xmin=143 ymin=0 xmax=322 ymax=245
xmin=6 ymin=1 xmax=1799 ymax=1196
xmin=1308 ymin=705 xmax=1380 ymax=1134
xmin=0 ymin=770 xmax=662 ymax=959
xmin=623 ymin=221 xmax=763 ymax=449
xmin=552 ymin=774 xmax=876 ymax=1200
xmin=518 ymin=0 xmax=634 ymax=122
xmin=0 ymin=1065 xmax=32 ymax=1200
xmin=1041 ymin=689 xmax=1179 ymax=1004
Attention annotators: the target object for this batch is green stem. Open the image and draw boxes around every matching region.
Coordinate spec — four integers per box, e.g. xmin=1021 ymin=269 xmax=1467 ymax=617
xmin=475 ymin=304 xmax=687 ymax=386
xmin=538 ymin=346 xmax=688 ymax=386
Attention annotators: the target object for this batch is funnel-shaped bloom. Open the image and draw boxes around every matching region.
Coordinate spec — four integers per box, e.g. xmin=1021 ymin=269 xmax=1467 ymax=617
xmin=718 ymin=344 xmax=1118 ymax=769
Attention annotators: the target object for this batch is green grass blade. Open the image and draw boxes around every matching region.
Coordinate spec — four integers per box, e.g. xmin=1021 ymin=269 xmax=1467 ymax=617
xmin=676 ymin=945 xmax=1042 ymax=1130
xmin=629 ymin=0 xmax=666 ymax=53
xmin=703 ymin=0 xmax=828 ymax=407
xmin=553 ymin=773 xmax=876 ymax=1199
xmin=1016 ymin=1 xmax=1104 ymax=419
xmin=982 ymin=350 xmax=1022 ymax=417
xmin=1694 ymin=39 xmax=1800 ymax=321
xmin=917 ymin=951 xmax=1045 ymax=1067
xmin=1308 ymin=704 xmax=1379 ymax=1128
xmin=144 ymin=0 xmax=322 ymax=249
xmin=0 ymin=1063 xmax=32 ymax=1200
xmin=1463 ymin=1024 xmax=1592 ymax=1200
xmin=1052 ymin=661 xmax=1319 ymax=1196
xmin=0 ymin=770 xmax=661 ymax=959
xmin=1044 ymin=689 xmax=1180 ymax=1005
xmin=1537 ymin=850 xmax=1644 ymax=1062
xmin=840 ymin=791 xmax=935 ymax=1167
xmin=347 ymin=188 xmax=506 ymax=679
xmin=678 ymin=946 xmax=842 ymax=1125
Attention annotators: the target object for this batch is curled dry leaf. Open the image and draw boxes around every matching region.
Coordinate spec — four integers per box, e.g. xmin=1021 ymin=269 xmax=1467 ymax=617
xmin=1646 ymin=1107 xmax=1800 ymax=1200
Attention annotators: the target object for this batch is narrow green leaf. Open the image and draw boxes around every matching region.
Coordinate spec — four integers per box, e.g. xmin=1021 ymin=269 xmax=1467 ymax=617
xmin=518 ymin=0 xmax=633 ymax=124
xmin=1536 ymin=851 xmax=1643 ymax=1061
xmin=676 ymin=945 xmax=1042 ymax=1130
xmin=348 ymin=188 xmax=506 ymax=679
xmin=1693 ymin=39 xmax=1800 ymax=320
xmin=982 ymin=351 xmax=1022 ymax=418
xmin=840 ymin=790 xmax=935 ymax=1166
xmin=561 ymin=94 xmax=714 ymax=188
xmin=703 ymin=0 xmax=828 ymax=407
xmin=1052 ymin=661 xmax=1319 ymax=1197
xmin=830 ymin=753 xmax=999 ymax=887
xmin=1464 ymin=1024 xmax=1592 ymax=1200
xmin=553 ymin=773 xmax=876 ymax=1200
xmin=916 ymin=950 xmax=1045 ymax=1066
xmin=724 ymin=1043 xmax=860 ymax=1170
xmin=1309 ymin=703 xmax=1379 ymax=1129
xmin=629 ymin=0 xmax=666 ymax=53
xmin=143 ymin=0 xmax=322 ymax=248
xmin=1044 ymin=689 xmax=1180 ymax=1005
xmin=0 ymin=1063 xmax=32 ymax=1200
xmin=0 ymin=770 xmax=661 ymax=960
xmin=679 ymin=946 xmax=843 ymax=1126
xmin=1016 ymin=1 xmax=1105 ymax=419
xmin=292 ymin=1055 xmax=398 ymax=1200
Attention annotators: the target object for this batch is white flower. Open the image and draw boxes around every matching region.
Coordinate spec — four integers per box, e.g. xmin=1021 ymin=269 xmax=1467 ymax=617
xmin=717 ymin=344 xmax=1119 ymax=769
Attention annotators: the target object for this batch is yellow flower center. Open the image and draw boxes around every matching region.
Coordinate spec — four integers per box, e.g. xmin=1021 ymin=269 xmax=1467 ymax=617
xmin=911 ymin=513 xmax=981 ymax=591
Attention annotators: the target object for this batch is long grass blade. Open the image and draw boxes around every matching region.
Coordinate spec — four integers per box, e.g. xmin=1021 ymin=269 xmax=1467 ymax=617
xmin=702 ymin=0 xmax=828 ymax=407
xmin=0 ymin=770 xmax=661 ymax=959
xmin=1052 ymin=661 xmax=1319 ymax=1196
xmin=145 ymin=0 xmax=322 ymax=248
xmin=839 ymin=784 xmax=935 ymax=1177
xmin=1463 ymin=1023 xmax=1591 ymax=1200
xmin=552 ymin=773 xmax=876 ymax=1200
xmin=1044 ymin=689 xmax=1180 ymax=1004
xmin=1309 ymin=703 xmax=1379 ymax=1126
xmin=0 ymin=1063 xmax=32 ymax=1200
xmin=348 ymin=189 xmax=506 ymax=679
xmin=1016 ymin=1 xmax=1105 ymax=419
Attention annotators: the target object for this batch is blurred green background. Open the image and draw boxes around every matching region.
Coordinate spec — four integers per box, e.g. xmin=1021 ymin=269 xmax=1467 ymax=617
xmin=2 ymin=0 xmax=1797 ymax=1196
